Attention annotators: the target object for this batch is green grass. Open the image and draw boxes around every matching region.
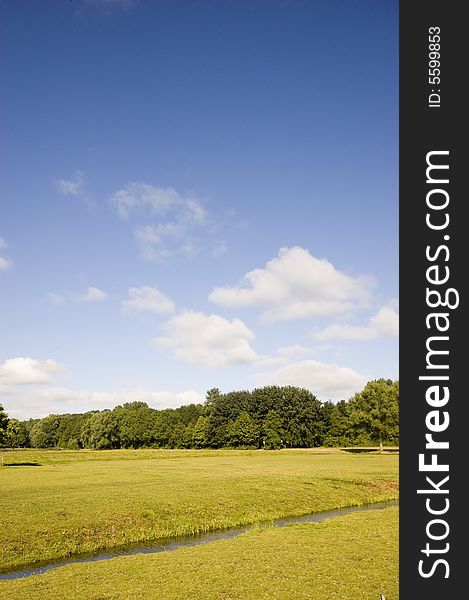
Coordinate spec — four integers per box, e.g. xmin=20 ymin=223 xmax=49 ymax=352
xmin=0 ymin=448 xmax=398 ymax=573
xmin=0 ymin=507 xmax=399 ymax=600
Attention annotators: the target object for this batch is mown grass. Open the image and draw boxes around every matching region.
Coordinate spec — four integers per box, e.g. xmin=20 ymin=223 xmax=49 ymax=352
xmin=0 ymin=507 xmax=399 ymax=600
xmin=0 ymin=448 xmax=398 ymax=573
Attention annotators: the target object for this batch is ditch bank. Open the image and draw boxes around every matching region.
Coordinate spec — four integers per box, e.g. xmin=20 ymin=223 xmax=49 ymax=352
xmin=1 ymin=499 xmax=398 ymax=581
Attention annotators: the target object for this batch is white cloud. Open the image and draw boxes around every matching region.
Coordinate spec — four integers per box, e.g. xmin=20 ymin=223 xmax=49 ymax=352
xmin=109 ymin=184 xmax=183 ymax=220
xmin=0 ymin=237 xmax=7 ymax=249
xmin=47 ymin=287 xmax=108 ymax=304
xmin=0 ymin=256 xmax=12 ymax=271
xmin=369 ymin=301 xmax=399 ymax=335
xmin=254 ymin=356 xmax=290 ymax=368
xmin=184 ymin=198 xmax=207 ymax=226
xmin=0 ymin=357 xmax=63 ymax=386
xmin=108 ymin=183 xmax=209 ymax=261
xmin=313 ymin=301 xmax=399 ymax=342
xmin=123 ymin=286 xmax=175 ymax=314
xmin=108 ymin=183 xmax=207 ymax=225
xmin=154 ymin=310 xmax=258 ymax=368
xmin=256 ymin=359 xmax=368 ymax=401
xmin=134 ymin=223 xmax=186 ymax=260
xmin=209 ymin=247 xmax=375 ymax=321
xmin=277 ymin=345 xmax=315 ymax=358
xmin=55 ymin=171 xmax=92 ymax=205
xmin=252 ymin=345 xmax=317 ymax=368
xmin=83 ymin=287 xmax=108 ymax=302
xmin=2 ymin=386 xmax=204 ymax=421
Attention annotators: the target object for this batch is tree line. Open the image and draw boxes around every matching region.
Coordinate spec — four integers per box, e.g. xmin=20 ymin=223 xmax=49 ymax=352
xmin=0 ymin=379 xmax=398 ymax=450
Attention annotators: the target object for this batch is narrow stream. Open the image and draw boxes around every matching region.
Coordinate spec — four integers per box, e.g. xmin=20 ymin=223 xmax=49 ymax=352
xmin=0 ymin=500 xmax=398 ymax=581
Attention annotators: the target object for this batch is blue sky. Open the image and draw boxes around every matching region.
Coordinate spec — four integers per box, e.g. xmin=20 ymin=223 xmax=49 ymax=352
xmin=0 ymin=0 xmax=398 ymax=420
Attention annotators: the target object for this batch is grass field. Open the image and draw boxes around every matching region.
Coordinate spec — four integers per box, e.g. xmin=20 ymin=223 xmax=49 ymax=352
xmin=0 ymin=448 xmax=398 ymax=576
xmin=0 ymin=506 xmax=399 ymax=600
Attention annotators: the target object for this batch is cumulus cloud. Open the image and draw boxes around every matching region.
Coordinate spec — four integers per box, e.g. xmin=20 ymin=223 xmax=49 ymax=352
xmin=209 ymin=247 xmax=375 ymax=321
xmin=83 ymin=287 xmax=108 ymax=302
xmin=0 ymin=357 xmax=63 ymax=386
xmin=2 ymin=386 xmax=204 ymax=421
xmin=154 ymin=310 xmax=258 ymax=368
xmin=47 ymin=287 xmax=108 ymax=304
xmin=256 ymin=359 xmax=368 ymax=401
xmin=252 ymin=345 xmax=317 ymax=368
xmin=123 ymin=286 xmax=175 ymax=314
xmin=108 ymin=183 xmax=209 ymax=260
xmin=313 ymin=301 xmax=399 ymax=342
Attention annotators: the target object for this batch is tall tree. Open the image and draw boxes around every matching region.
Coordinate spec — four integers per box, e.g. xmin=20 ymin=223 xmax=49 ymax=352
xmin=80 ymin=411 xmax=120 ymax=449
xmin=347 ymin=379 xmax=399 ymax=450
xmin=261 ymin=410 xmax=284 ymax=449
xmin=193 ymin=416 xmax=209 ymax=448
xmin=205 ymin=389 xmax=251 ymax=447
xmin=113 ymin=402 xmax=156 ymax=448
xmin=30 ymin=415 xmax=61 ymax=448
xmin=228 ymin=411 xmax=259 ymax=447
xmin=0 ymin=405 xmax=10 ymax=446
xmin=5 ymin=419 xmax=31 ymax=448
xmin=322 ymin=400 xmax=352 ymax=446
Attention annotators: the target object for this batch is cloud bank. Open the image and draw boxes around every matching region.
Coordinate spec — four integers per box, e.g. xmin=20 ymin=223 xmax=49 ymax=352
xmin=209 ymin=247 xmax=375 ymax=321
xmin=123 ymin=286 xmax=175 ymax=314
xmin=313 ymin=301 xmax=399 ymax=341
xmin=154 ymin=310 xmax=258 ymax=368
xmin=0 ymin=357 xmax=64 ymax=386
xmin=256 ymin=359 xmax=368 ymax=401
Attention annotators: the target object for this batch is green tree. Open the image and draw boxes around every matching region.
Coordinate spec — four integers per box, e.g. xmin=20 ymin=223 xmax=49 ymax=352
xmin=113 ymin=402 xmax=157 ymax=448
xmin=278 ymin=387 xmax=323 ymax=448
xmin=30 ymin=415 xmax=61 ymax=448
xmin=152 ymin=409 xmax=182 ymax=447
xmin=193 ymin=416 xmax=209 ymax=448
xmin=204 ymin=388 xmax=222 ymax=410
xmin=175 ymin=403 xmax=205 ymax=425
xmin=0 ymin=405 xmax=10 ymax=446
xmin=347 ymin=379 xmax=399 ymax=450
xmin=5 ymin=419 xmax=30 ymax=448
xmin=228 ymin=411 xmax=259 ymax=447
xmin=182 ymin=422 xmax=196 ymax=448
xmin=261 ymin=410 xmax=284 ymax=449
xmin=205 ymin=389 xmax=251 ymax=447
xmin=56 ymin=413 xmax=90 ymax=449
xmin=167 ymin=422 xmax=186 ymax=448
xmin=322 ymin=400 xmax=352 ymax=447
xmin=80 ymin=411 xmax=120 ymax=449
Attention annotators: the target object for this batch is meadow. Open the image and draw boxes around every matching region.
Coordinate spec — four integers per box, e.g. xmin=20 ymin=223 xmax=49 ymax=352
xmin=0 ymin=507 xmax=398 ymax=599
xmin=0 ymin=448 xmax=398 ymax=598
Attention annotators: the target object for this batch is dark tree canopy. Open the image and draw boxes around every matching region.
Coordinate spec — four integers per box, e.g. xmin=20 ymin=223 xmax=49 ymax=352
xmin=346 ymin=379 xmax=399 ymax=449
xmin=3 ymin=381 xmax=399 ymax=450
xmin=0 ymin=405 xmax=9 ymax=446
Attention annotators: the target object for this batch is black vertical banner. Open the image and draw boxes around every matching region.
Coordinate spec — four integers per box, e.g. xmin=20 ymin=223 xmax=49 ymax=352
xmin=400 ymin=1 xmax=466 ymax=597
